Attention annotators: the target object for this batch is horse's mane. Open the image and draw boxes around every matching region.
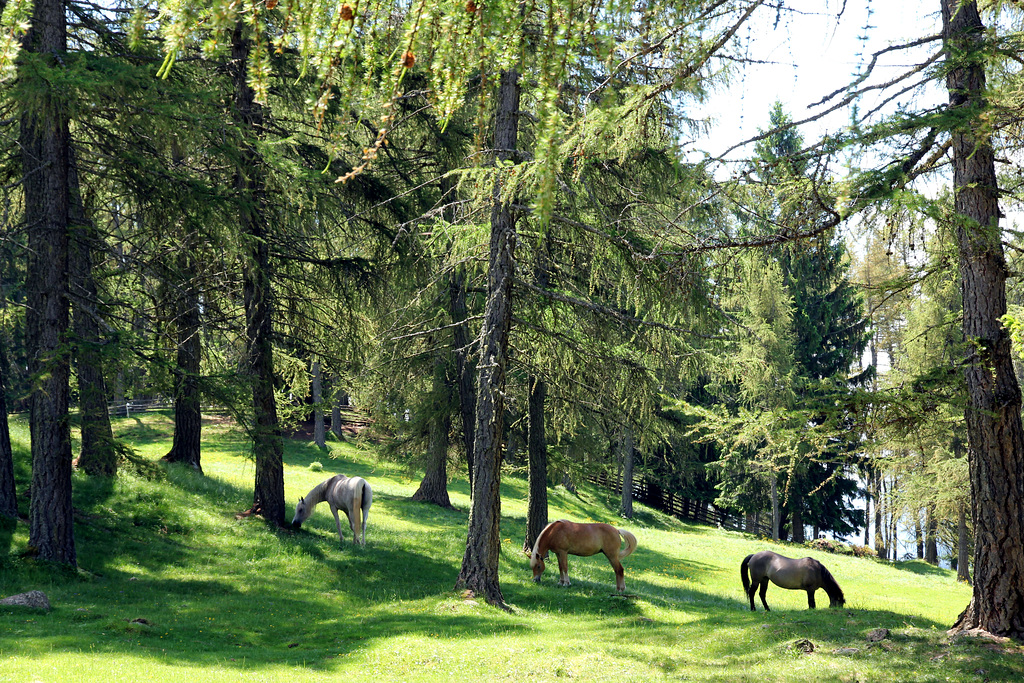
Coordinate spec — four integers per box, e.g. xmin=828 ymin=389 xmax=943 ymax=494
xmin=530 ymin=520 xmax=565 ymax=565
xmin=818 ymin=563 xmax=845 ymax=605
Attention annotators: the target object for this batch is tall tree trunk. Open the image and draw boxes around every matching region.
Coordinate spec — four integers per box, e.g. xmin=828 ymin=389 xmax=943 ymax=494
xmin=523 ymin=375 xmax=548 ymax=552
xmin=943 ymin=0 xmax=1024 ymax=639
xmin=449 ymin=269 xmax=476 ymax=487
xmin=888 ymin=478 xmax=898 ymax=560
xmin=311 ymin=360 xmax=326 ymax=449
xmin=791 ymin=504 xmax=804 ymax=544
xmin=330 ymin=386 xmax=344 ymax=440
xmin=925 ymin=505 xmax=939 ymax=565
xmin=0 ymin=341 xmax=16 ymax=518
xmin=412 ymin=352 xmax=452 ymax=508
xmin=915 ymin=513 xmax=924 ymax=560
xmin=863 ymin=470 xmax=871 ymax=547
xmin=455 ymin=68 xmax=521 ymax=609
xmin=21 ymin=0 xmax=76 ymax=565
xmin=162 ymin=250 xmax=203 ymax=473
xmin=770 ymin=476 xmax=780 ymax=541
xmin=69 ymin=151 xmax=118 ymax=477
xmin=958 ymin=502 xmax=972 ymax=584
xmin=619 ymin=427 xmax=635 ymax=519
xmin=232 ymin=22 xmax=285 ymax=525
xmin=874 ymin=471 xmax=887 ymax=559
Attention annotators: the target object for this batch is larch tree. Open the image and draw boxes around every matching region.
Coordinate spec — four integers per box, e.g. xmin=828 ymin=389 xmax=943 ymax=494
xmin=941 ymin=0 xmax=1024 ymax=638
xmin=17 ymin=0 xmax=76 ymax=565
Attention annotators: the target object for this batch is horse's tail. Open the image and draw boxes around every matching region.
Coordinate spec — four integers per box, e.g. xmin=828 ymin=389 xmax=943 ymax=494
xmin=741 ymin=553 xmax=754 ymax=594
xmin=617 ymin=529 xmax=638 ymax=560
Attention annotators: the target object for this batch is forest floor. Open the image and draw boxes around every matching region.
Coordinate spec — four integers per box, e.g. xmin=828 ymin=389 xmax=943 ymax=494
xmin=0 ymin=411 xmax=1019 ymax=682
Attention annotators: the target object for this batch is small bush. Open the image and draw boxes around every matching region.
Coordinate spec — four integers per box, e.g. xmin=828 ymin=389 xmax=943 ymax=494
xmin=806 ymin=538 xmax=853 ymax=555
xmin=851 ymin=544 xmax=878 ymax=558
xmin=309 ymin=461 xmax=324 ymax=472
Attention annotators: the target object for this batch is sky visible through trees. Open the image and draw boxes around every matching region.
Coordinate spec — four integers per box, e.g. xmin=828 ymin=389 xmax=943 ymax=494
xmin=696 ymin=1 xmax=942 ymax=162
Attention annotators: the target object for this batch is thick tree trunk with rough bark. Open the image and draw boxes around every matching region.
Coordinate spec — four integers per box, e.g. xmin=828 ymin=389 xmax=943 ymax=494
xmin=21 ymin=0 xmax=76 ymax=565
xmin=232 ymin=22 xmax=285 ymax=525
xmin=69 ymin=153 xmax=118 ymax=477
xmin=943 ymin=0 xmax=1024 ymax=640
xmin=449 ymin=269 xmax=476 ymax=486
xmin=162 ymin=256 xmax=203 ymax=473
xmin=523 ymin=376 xmax=548 ymax=552
xmin=0 ymin=342 xmax=16 ymax=518
xmin=311 ymin=361 xmax=326 ymax=449
xmin=456 ymin=68 xmax=521 ymax=609
xmin=412 ymin=353 xmax=453 ymax=508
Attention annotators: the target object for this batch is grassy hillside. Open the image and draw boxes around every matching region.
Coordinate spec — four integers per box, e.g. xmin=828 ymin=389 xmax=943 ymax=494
xmin=0 ymin=413 xmax=1019 ymax=682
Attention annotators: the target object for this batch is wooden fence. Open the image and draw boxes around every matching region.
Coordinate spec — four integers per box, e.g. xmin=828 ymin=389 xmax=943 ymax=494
xmin=587 ymin=470 xmax=773 ymax=537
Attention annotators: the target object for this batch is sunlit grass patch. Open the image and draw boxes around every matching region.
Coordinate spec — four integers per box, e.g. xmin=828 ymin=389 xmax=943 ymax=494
xmin=0 ymin=411 xmax=1012 ymax=682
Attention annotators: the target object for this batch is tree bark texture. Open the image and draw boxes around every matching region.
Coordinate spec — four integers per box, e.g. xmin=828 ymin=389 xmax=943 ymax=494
xmin=958 ymin=502 xmax=972 ymax=584
xmin=523 ymin=376 xmax=548 ymax=552
xmin=456 ymin=68 xmax=521 ymax=609
xmin=69 ymin=151 xmax=118 ymax=477
xmin=448 ymin=269 xmax=476 ymax=486
xmin=21 ymin=0 xmax=76 ymax=565
xmin=0 ymin=341 xmax=16 ymax=518
xmin=331 ymin=388 xmax=344 ymax=440
xmin=311 ymin=360 xmax=326 ymax=449
xmin=162 ymin=249 xmax=203 ymax=473
xmin=412 ymin=353 xmax=453 ymax=508
xmin=943 ymin=0 xmax=1024 ymax=639
xmin=619 ymin=427 xmax=635 ymax=519
xmin=232 ymin=22 xmax=285 ymax=525
xmin=791 ymin=505 xmax=804 ymax=544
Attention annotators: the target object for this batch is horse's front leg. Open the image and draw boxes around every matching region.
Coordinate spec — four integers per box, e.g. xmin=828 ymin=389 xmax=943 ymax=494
xmin=557 ymin=551 xmax=571 ymax=586
xmin=758 ymin=578 xmax=771 ymax=612
xmin=329 ymin=506 xmax=345 ymax=547
xmin=806 ymin=589 xmax=816 ymax=609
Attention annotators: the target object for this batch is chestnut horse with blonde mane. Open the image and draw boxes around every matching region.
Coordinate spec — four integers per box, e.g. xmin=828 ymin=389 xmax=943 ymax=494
xmin=528 ymin=520 xmax=637 ymax=592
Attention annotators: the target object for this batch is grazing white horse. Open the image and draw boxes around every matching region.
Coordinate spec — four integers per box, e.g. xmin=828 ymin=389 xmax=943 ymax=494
xmin=292 ymin=474 xmax=372 ymax=547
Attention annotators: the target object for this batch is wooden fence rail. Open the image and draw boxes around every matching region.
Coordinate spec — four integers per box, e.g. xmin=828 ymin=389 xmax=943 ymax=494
xmin=587 ymin=470 xmax=774 ymax=538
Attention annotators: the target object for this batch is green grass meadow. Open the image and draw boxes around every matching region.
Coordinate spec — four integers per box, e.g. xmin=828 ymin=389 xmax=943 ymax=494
xmin=1 ymin=413 xmax=1020 ymax=681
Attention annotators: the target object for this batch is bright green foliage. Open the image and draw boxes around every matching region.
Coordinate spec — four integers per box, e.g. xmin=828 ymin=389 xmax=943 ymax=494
xmin=872 ymin=222 xmax=968 ymax=556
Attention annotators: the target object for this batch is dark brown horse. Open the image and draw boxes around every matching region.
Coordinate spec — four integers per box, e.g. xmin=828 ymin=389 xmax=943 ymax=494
xmin=741 ymin=550 xmax=845 ymax=611
xmin=528 ymin=520 xmax=637 ymax=592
